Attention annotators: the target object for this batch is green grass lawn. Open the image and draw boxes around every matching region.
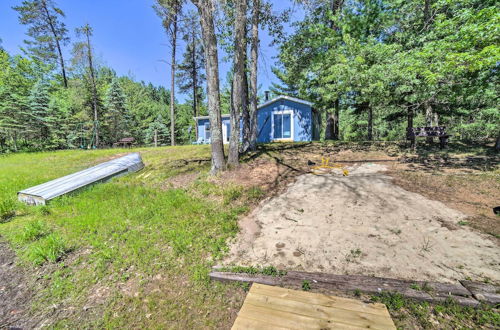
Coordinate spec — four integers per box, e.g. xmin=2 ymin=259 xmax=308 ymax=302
xmin=1 ymin=142 xmax=498 ymax=329
xmin=0 ymin=146 xmax=250 ymax=328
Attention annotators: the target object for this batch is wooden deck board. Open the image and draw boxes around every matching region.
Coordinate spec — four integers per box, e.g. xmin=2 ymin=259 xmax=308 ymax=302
xmin=232 ymin=283 xmax=396 ymax=330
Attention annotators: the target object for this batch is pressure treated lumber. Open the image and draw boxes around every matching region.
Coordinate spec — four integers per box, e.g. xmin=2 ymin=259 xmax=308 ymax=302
xmin=232 ymin=283 xmax=396 ymax=330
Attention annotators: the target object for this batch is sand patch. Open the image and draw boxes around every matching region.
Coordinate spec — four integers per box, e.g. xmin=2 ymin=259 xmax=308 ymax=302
xmin=225 ymin=163 xmax=500 ymax=283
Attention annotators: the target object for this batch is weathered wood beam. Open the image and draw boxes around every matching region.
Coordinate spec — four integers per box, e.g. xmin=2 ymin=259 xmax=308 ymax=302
xmin=209 ymin=270 xmax=498 ymax=307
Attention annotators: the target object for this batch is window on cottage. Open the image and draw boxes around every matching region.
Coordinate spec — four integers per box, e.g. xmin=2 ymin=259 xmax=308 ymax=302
xmin=273 ymin=113 xmax=291 ymax=139
xmin=205 ymin=122 xmax=211 ymax=140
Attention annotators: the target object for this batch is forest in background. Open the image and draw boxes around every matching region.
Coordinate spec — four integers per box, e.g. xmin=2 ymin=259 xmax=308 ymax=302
xmin=272 ymin=0 xmax=499 ymax=143
xmin=0 ymin=0 xmax=498 ymax=155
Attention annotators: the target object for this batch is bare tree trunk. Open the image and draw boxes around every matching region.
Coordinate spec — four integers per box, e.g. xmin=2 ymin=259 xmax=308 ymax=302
xmin=325 ymin=111 xmax=335 ymax=140
xmin=367 ymin=103 xmax=373 ymax=141
xmin=42 ymin=1 xmax=68 ymax=88
xmin=192 ymin=33 xmax=197 ymax=118
xmin=324 ymin=0 xmax=344 ymax=141
xmin=495 ymin=133 xmax=500 ymax=151
xmin=425 ymin=100 xmax=433 ymax=143
xmin=240 ymin=53 xmax=251 ymax=153
xmin=423 ymin=0 xmax=432 ymax=29
xmin=228 ymin=0 xmax=247 ymax=167
xmin=84 ymin=29 xmax=99 ymax=148
xmin=333 ymin=99 xmax=339 ymax=139
xmin=195 ymin=0 xmax=225 ymax=173
xmin=170 ymin=15 xmax=178 ymax=146
xmin=249 ymin=0 xmax=260 ymax=151
xmin=407 ymin=105 xmax=414 ymax=147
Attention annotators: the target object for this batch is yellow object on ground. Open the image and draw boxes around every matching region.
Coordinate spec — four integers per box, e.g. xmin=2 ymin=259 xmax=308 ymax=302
xmin=311 ymin=157 xmax=349 ymax=176
xmin=232 ymin=283 xmax=396 ymax=330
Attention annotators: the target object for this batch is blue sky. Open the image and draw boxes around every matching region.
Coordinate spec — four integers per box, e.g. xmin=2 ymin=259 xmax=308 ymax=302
xmin=0 ymin=0 xmax=303 ymax=102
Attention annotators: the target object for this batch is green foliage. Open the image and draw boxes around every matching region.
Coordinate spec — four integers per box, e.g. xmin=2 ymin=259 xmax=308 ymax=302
xmin=372 ymin=292 xmax=500 ymax=329
xmin=27 ymin=233 xmax=69 ymax=265
xmin=0 ymin=198 xmax=16 ymax=222
xmin=301 ymin=280 xmax=311 ymax=291
xmin=13 ymin=0 xmax=70 ymax=66
xmin=277 ymin=0 xmax=499 ymax=142
xmin=18 ymin=220 xmax=51 ymax=242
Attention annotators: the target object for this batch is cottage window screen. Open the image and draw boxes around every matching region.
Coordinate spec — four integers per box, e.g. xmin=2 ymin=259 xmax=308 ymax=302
xmin=273 ymin=113 xmax=291 ymax=139
xmin=205 ymin=122 xmax=211 ymax=140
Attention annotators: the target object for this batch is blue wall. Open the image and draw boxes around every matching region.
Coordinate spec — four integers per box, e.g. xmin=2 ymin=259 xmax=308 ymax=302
xmin=196 ymin=117 xmax=230 ymax=142
xmin=196 ymin=98 xmax=314 ymax=143
xmin=257 ymin=99 xmax=313 ymax=143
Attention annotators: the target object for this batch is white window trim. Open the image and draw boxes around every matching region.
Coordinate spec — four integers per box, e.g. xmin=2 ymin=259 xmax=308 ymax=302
xmin=271 ymin=109 xmax=294 ymax=141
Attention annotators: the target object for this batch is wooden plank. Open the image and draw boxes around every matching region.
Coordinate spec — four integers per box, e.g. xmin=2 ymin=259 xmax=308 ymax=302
xmin=232 ymin=315 xmax=290 ymax=330
xmin=460 ymin=281 xmax=500 ymax=305
xmin=211 ymin=270 xmax=481 ymax=307
xmin=232 ymin=284 xmax=396 ymax=330
xmin=245 ymin=291 xmax=395 ymax=329
xmin=238 ymin=302 xmax=369 ymax=330
xmin=251 ymin=283 xmax=389 ymax=316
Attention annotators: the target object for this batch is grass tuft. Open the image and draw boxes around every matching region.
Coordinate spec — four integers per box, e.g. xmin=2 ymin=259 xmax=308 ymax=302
xmin=18 ymin=220 xmax=51 ymax=243
xmin=27 ymin=234 xmax=70 ymax=265
xmin=0 ymin=198 xmax=16 ymax=222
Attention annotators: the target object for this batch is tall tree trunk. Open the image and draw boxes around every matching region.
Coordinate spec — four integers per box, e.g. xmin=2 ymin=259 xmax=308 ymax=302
xmin=423 ymin=0 xmax=432 ymax=29
xmin=192 ymin=33 xmax=197 ymax=118
xmin=170 ymin=15 xmax=178 ymax=146
xmin=228 ymin=0 xmax=247 ymax=167
xmin=85 ymin=30 xmax=99 ymax=148
xmin=367 ymin=104 xmax=373 ymax=141
xmin=248 ymin=0 xmax=260 ymax=151
xmin=425 ymin=100 xmax=433 ymax=143
xmin=495 ymin=132 xmax=500 ymax=151
xmin=192 ymin=34 xmax=199 ymax=142
xmin=325 ymin=111 xmax=335 ymax=140
xmin=42 ymin=1 xmax=68 ymax=88
xmin=195 ymin=0 xmax=225 ymax=173
xmin=325 ymin=0 xmax=344 ymax=140
xmin=333 ymin=99 xmax=339 ymax=139
xmin=240 ymin=51 xmax=250 ymax=153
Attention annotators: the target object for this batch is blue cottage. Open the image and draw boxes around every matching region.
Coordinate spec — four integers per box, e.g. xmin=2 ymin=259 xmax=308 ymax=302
xmin=194 ymin=95 xmax=321 ymax=144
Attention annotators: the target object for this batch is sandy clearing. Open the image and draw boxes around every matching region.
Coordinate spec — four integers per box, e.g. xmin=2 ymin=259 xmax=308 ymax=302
xmin=225 ymin=163 xmax=500 ymax=283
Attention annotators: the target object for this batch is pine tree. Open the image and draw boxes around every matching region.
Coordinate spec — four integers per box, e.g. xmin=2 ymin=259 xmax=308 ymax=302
xmin=176 ymin=10 xmax=205 ymax=118
xmin=27 ymin=79 xmax=51 ymax=146
xmin=105 ymin=79 xmax=129 ymax=143
xmin=13 ymin=0 xmax=70 ymax=87
xmin=145 ymin=114 xmax=170 ymax=147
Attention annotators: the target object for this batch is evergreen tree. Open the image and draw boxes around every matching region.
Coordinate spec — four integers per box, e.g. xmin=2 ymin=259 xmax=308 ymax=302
xmin=145 ymin=114 xmax=170 ymax=146
xmin=27 ymin=79 xmax=51 ymax=145
xmin=176 ymin=10 xmax=205 ymax=118
xmin=105 ymin=78 xmax=129 ymax=143
xmin=13 ymin=0 xmax=70 ymax=87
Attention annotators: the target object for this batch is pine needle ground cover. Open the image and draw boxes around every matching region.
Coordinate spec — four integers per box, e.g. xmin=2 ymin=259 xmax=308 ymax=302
xmin=0 ymin=146 xmax=248 ymax=328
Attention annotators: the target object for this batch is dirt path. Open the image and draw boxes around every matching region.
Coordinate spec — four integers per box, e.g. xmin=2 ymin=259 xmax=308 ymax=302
xmin=225 ymin=164 xmax=500 ymax=284
xmin=0 ymin=239 xmax=35 ymax=329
